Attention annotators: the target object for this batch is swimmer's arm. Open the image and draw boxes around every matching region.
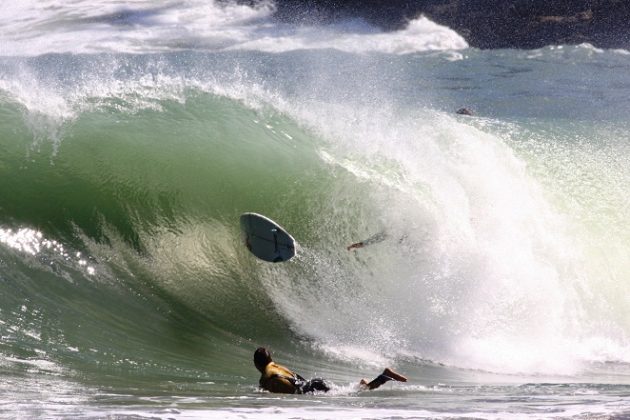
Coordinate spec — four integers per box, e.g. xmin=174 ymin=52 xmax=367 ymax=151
xmin=346 ymin=242 xmax=364 ymax=251
xmin=347 ymin=231 xmax=388 ymax=251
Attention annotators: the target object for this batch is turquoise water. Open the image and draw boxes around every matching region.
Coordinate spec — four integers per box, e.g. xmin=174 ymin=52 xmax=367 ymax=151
xmin=1 ymin=2 xmax=629 ymax=418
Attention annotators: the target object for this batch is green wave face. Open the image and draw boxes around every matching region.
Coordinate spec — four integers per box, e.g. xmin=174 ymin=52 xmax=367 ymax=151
xmin=0 ymin=50 xmax=629 ymax=392
xmin=0 ymin=54 xmax=383 ymax=388
xmin=0 ymin=85 xmax=327 ymax=330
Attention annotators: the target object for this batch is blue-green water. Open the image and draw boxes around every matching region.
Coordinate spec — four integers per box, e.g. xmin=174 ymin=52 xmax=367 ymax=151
xmin=1 ymin=2 xmax=629 ymax=419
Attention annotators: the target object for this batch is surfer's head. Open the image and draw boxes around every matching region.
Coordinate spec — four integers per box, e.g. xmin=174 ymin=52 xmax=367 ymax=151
xmin=254 ymin=347 xmax=273 ymax=372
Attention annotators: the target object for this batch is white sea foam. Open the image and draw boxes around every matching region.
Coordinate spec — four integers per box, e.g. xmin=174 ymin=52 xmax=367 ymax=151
xmin=103 ymin=403 xmax=626 ymax=420
xmin=0 ymin=0 xmax=467 ymax=56
xmin=249 ymin=89 xmax=630 ymax=375
xmin=226 ymin=16 xmax=468 ymax=54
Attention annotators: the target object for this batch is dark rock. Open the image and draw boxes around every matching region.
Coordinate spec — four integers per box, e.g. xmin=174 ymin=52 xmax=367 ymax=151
xmin=419 ymin=0 xmax=630 ymax=49
xmin=238 ymin=0 xmax=630 ymax=49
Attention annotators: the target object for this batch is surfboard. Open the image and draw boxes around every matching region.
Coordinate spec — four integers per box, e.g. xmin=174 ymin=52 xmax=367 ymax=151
xmin=240 ymin=213 xmax=296 ymax=263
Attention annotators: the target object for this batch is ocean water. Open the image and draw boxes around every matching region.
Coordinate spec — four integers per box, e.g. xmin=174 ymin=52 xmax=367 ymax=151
xmin=1 ymin=1 xmax=629 ymax=419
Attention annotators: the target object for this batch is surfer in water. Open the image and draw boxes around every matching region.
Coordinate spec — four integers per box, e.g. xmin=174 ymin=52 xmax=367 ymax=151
xmin=254 ymin=347 xmax=407 ymax=394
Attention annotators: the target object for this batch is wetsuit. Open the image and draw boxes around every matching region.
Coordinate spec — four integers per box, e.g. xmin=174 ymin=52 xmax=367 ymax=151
xmin=259 ymin=362 xmax=330 ymax=394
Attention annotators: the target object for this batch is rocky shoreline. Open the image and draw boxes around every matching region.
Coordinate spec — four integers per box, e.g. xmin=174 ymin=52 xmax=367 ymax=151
xmin=265 ymin=0 xmax=630 ymax=49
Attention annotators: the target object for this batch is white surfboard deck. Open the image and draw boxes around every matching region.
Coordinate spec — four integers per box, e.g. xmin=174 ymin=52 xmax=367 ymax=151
xmin=240 ymin=212 xmax=296 ymax=263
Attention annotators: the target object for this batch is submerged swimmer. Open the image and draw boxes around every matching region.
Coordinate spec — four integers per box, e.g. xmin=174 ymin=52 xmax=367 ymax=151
xmin=254 ymin=347 xmax=407 ymax=394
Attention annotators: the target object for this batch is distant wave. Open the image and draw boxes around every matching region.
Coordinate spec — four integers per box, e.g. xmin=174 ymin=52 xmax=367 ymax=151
xmin=0 ymin=0 xmax=466 ymax=56
xmin=224 ymin=16 xmax=468 ymax=54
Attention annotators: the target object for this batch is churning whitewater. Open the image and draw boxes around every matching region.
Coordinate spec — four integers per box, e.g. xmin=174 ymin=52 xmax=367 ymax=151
xmin=1 ymin=0 xmax=629 ymax=418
